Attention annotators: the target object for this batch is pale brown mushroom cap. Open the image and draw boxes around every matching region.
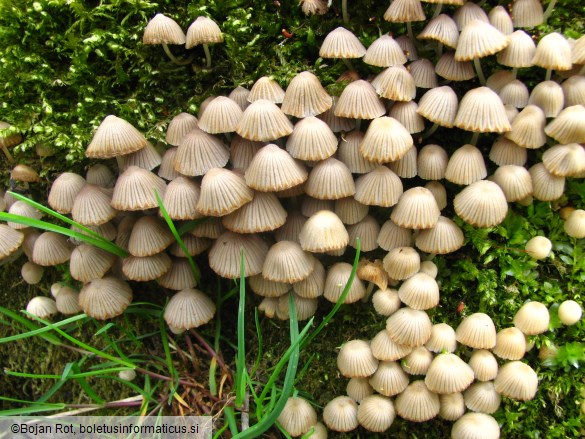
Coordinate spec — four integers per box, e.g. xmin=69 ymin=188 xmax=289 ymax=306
xmin=7 ymin=201 xmax=42 ymax=230
xmin=166 ymin=113 xmax=199 ymax=146
xmin=277 ymin=397 xmax=318 ymax=437
xmin=222 ymin=191 xmax=287 ymax=233
xmin=564 ymin=209 xmax=585 ymax=239
xmin=319 ymin=27 xmax=366 ymax=58
xmin=70 ymin=244 xmax=116 ymax=283
xmin=26 ymin=296 xmax=58 ymax=319
xmin=11 ymin=164 xmax=41 ymax=183
xmin=445 ymin=144 xmax=487 ymax=185
xmin=118 ymin=142 xmax=162 ymax=172
xmin=158 ymin=258 xmax=197 ymax=290
xmin=453 ymin=1 xmax=488 ymax=30
xmin=398 ymin=272 xmax=440 ymax=310
xmin=489 ymin=137 xmax=527 ymax=166
xmin=122 ymin=253 xmax=172 ymax=281
xmin=493 ymin=361 xmax=538 ymax=401
xmin=48 ymin=172 xmax=86 ymax=214
xmin=301 ymin=197 xmax=334 ymax=218
xmin=492 ymin=165 xmax=533 ymax=202
xmin=371 ymin=329 xmax=413 ymax=361
xmin=292 ymin=258 xmax=325 ymax=299
xmin=164 ymin=288 xmax=216 ymax=330
xmin=355 ymin=166 xmax=404 ymax=208
xmin=456 ymin=313 xmax=497 ymax=349
xmin=395 ymin=380 xmax=440 ymax=422
xmin=323 ymin=396 xmax=359 ymax=433
xmin=383 ymin=246 xmax=420 ymax=280
xmin=497 ymin=30 xmax=535 ymax=68
xmin=174 ymin=127 xmax=229 ymax=176
xmin=524 ymin=236 xmax=552 ymax=260
xmin=248 ymin=77 xmax=285 ymax=104
xmin=452 ymin=412 xmax=501 ymax=439
xmin=528 ymin=80 xmax=565 ymax=118
xmin=245 ymin=144 xmax=307 ymax=192
xmin=337 ymin=339 xmax=379 ymax=378
xmin=425 ymin=180 xmax=447 ymax=210
xmin=111 ymin=166 xmax=167 ymax=211
xmin=162 ymin=176 xmax=201 ymax=220
xmin=79 ymin=276 xmax=132 ymax=320
xmin=386 ymin=307 xmax=432 ymax=347
xmin=373 ymin=65 xmax=416 ymax=102
xmin=262 ymin=241 xmax=315 ymax=283
xmin=198 ymin=96 xmax=244 ymax=134
xmin=359 ymin=117 xmax=413 ymax=164
xmin=158 ymin=148 xmax=181 ymax=181
xmin=364 ymin=34 xmax=407 ymax=67
xmin=545 ymin=105 xmax=585 ymax=144
xmin=86 ymin=115 xmax=148 ymax=159
xmin=305 ymin=157 xmax=355 ymax=200
xmin=417 ymin=86 xmax=459 ymax=128
xmin=425 ymin=323 xmax=457 ymax=353
xmin=357 ymin=394 xmax=396 ymax=432
xmin=453 ymin=180 xmax=508 ymax=228
xmin=300 ymin=210 xmax=348 ymax=253
xmin=347 ymin=216 xmax=380 ymax=252
xmin=248 ymin=274 xmax=289 ymax=298
xmin=493 ymin=327 xmax=527 ymax=360
xmin=454 ymin=87 xmax=511 ymax=133
xmin=55 ymin=286 xmax=82 ymax=315
xmin=417 ymin=144 xmax=448 ymax=180
xmin=335 ymin=80 xmax=386 ymax=119
xmin=197 ymin=168 xmax=253 ymax=216
xmin=335 ymin=197 xmax=369 ymax=225
xmin=529 ymin=162 xmax=565 ymax=201
xmin=143 ymin=14 xmax=185 ymax=45
xmin=468 ymin=349 xmax=499 ymax=382
xmin=236 ymin=100 xmax=293 ymax=141
xmin=128 ymin=216 xmax=174 ymax=257
xmin=21 ymin=261 xmax=44 ymax=285
xmin=439 ymin=392 xmax=465 ymax=421
xmin=286 ymin=116 xmax=337 ymax=161
xmin=558 ymin=300 xmax=583 ymax=325
xmin=499 ymin=79 xmax=529 ymax=109
xmin=418 ymin=14 xmax=459 ymax=48
xmin=415 ymin=216 xmax=465 ymax=255
xmin=281 ymin=71 xmax=332 ymax=118
xmin=319 ymin=96 xmax=354 ymax=133
xmin=389 ymin=101 xmax=425 ymax=134
xmin=71 ymin=184 xmax=116 ymax=226
xmin=324 ymin=262 xmax=366 ymax=303
xmin=488 ymin=5 xmax=513 ymax=35
xmin=185 ymin=16 xmax=223 ymax=49
xmin=532 ymin=32 xmax=572 ymax=71
xmin=435 ymin=51 xmax=475 ymax=81
xmin=455 ymin=19 xmax=509 ymax=62
xmin=369 ymin=360 xmax=409 ymax=396
xmin=383 ymin=0 xmax=426 ymax=23
xmin=425 ymin=353 xmax=475 ymax=394
xmin=562 ymin=75 xmax=585 ymax=107
xmin=504 ymin=104 xmax=547 ymax=149
xmin=208 ymin=231 xmax=268 ymax=278
xmin=32 ymin=231 xmax=73 ymax=266
xmin=391 ymin=186 xmax=440 ymax=229
xmin=513 ymin=301 xmax=550 ymax=335
xmin=347 ymin=377 xmax=374 ymax=403
xmin=357 ymin=259 xmax=388 ymax=291
xmin=402 ymin=346 xmax=433 ymax=375
xmin=230 ymin=135 xmax=263 ymax=171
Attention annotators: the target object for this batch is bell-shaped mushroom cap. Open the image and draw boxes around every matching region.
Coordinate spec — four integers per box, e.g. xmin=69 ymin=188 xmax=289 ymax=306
xmin=562 ymin=75 xmax=585 ymax=107
xmin=369 ymin=360 xmax=409 ymax=396
xmin=292 ymin=258 xmax=324 ymax=299
xmin=164 ymin=288 xmax=216 ymax=330
xmin=281 ymin=71 xmax=332 ymax=118
xmin=346 ymin=215 xmax=379 ymax=252
xmin=435 ymin=51 xmax=475 ymax=81
xmin=7 ymin=201 xmax=42 ymax=230
xmin=48 ymin=173 xmax=86 ymax=214
xmin=402 ymin=346 xmax=433 ymax=375
xmin=532 ymin=32 xmax=572 ymax=71
xmin=419 ymin=260 xmax=438 ymax=279
xmin=513 ymin=301 xmax=550 ymax=335
xmin=489 ymin=137 xmax=527 ymax=166
xmin=445 ymin=144 xmax=487 ymax=185
xmin=347 ymin=377 xmax=374 ymax=402
xmin=111 ymin=166 xmax=166 ymax=211
xmin=71 ymin=184 xmax=116 ymax=226
xmin=398 ymin=272 xmax=440 ymax=310
xmin=118 ymin=142 xmax=162 ymax=172
xmin=323 ymin=396 xmax=359 ymax=432
xmin=223 ymin=191 xmax=287 ymax=233
xmin=128 ymin=216 xmax=174 ymax=257
xmin=185 ymin=16 xmax=223 ymax=48
xmin=488 ymin=5 xmax=513 ymax=35
xmin=464 ymin=381 xmax=502 ymax=414
xmin=32 ymin=232 xmax=73 ymax=266
xmin=300 ymin=0 xmax=328 ymax=15
xmin=236 ymin=100 xmax=293 ymax=141
xmin=499 ymin=80 xmax=529 ymax=109
xmin=301 ymin=197 xmax=334 ymax=218
xmin=426 ymin=181 xmax=448 ymax=207
xmin=228 ymin=86 xmax=251 ymax=111
xmin=198 ymin=96 xmax=243 ymax=134
xmin=493 ymin=327 xmax=527 ymax=360
xmin=335 ymin=80 xmax=386 ymax=119
xmin=166 ymin=113 xmax=198 ymax=146
xmin=197 ymin=168 xmax=253 ymax=216
xmin=511 ymin=0 xmax=543 ymax=27
xmin=158 ymin=148 xmax=181 ymax=181
xmin=453 ymin=1 xmax=488 ymax=30
xmin=335 ymin=197 xmax=368 ymax=225
xmin=274 ymin=211 xmax=306 ymax=244
xmin=55 ymin=286 xmax=82 ymax=315
xmin=383 ymin=0 xmax=425 ymax=23
xmin=383 ymin=246 xmax=420 ymax=280
xmin=558 ymin=300 xmax=583 ymax=325
xmin=122 ymin=253 xmax=172 ymax=281
xmin=564 ymin=209 xmax=585 ymax=239
xmin=79 ymin=276 xmax=132 ymax=320
xmin=21 ymin=261 xmax=43 ymax=285
xmin=492 ymin=165 xmax=533 ymax=202
xmin=373 ymin=65 xmax=416 ymax=102
xmin=453 ymin=180 xmax=508 ymax=228
xmin=337 ymin=339 xmax=379 ymax=378
xmin=248 ymin=274 xmax=289 ymax=298
xmin=70 ymin=244 xmax=116 ymax=283
xmin=418 ymin=14 xmax=459 ymax=48
xmin=162 ymin=176 xmax=201 ymax=220
xmin=426 ymin=323 xmax=457 ymax=353
xmin=497 ymin=30 xmax=535 ymax=68
xmin=417 ymin=86 xmax=459 ymax=128
xmin=468 ymin=349 xmax=499 ymax=382
xmin=455 ymin=87 xmax=511 ymax=133
xmin=262 ymin=241 xmax=315 ymax=283
xmin=230 ymin=135 xmax=263 ymax=171
xmin=389 ymin=145 xmax=417 ymax=178
xmin=452 ymin=412 xmax=501 ymax=439
xmin=208 ymin=231 xmax=268 ymax=278
xmin=395 ymin=380 xmax=440 ymax=422
xmin=456 ymin=313 xmax=497 ymax=349
xmin=389 ymin=101 xmax=425 ymax=134
xmin=357 ymin=394 xmax=396 ymax=432
xmin=85 ymin=115 xmax=147 ymax=159
xmin=286 ymin=117 xmax=337 ymax=161
xmin=245 ymin=144 xmax=307 ymax=192
xmin=319 ymin=27 xmax=366 ymax=58
xmin=529 ymin=162 xmax=565 ymax=201
xmin=528 ymin=80 xmax=565 ymax=118
xmin=324 ymin=262 xmax=366 ymax=303
xmin=494 ymin=361 xmax=538 ymax=401
xmin=174 ymin=127 xmax=229 ymax=176
xmin=11 ymin=164 xmax=40 ymax=183
xmin=354 ymin=166 xmax=403 ymax=207
xmin=504 ymin=105 xmax=547 ymax=149
xmin=386 ymin=307 xmax=432 ymax=347
xmin=158 ymin=258 xmax=197 ymax=290
xmin=371 ymin=329 xmax=413 ymax=362
xmin=86 ymin=164 xmax=114 ymax=188
xmin=439 ymin=392 xmax=465 ymax=421
xmin=359 ymin=117 xmax=413 ymax=163
xmin=276 ymin=292 xmax=318 ymax=321
xmin=372 ymin=287 xmax=402 ymax=317
xmin=258 ymin=296 xmax=279 ymax=318
xmin=415 ymin=216 xmax=464 ymax=255
xmin=319 ymin=96 xmax=354 ymax=133
xmin=545 ymin=105 xmax=585 ymax=144
xmin=455 ymin=19 xmax=509 ymax=62
xmin=143 ymin=13 xmax=185 ymax=45
xmin=391 ymin=186 xmax=440 ymax=229
xmin=364 ymin=34 xmax=407 ymax=67
xmin=277 ymin=397 xmax=318 ymax=437
xmin=305 ymin=158 xmax=355 ymax=200
xmin=169 ymin=235 xmax=211 ymax=258
xmin=248 ymin=76 xmax=285 ymax=104
xmin=300 ymin=210 xmax=348 ymax=253
xmin=425 ymin=353 xmax=475 ymax=394
xmin=26 ymin=296 xmax=58 ymax=319
xmin=416 ymin=144 xmax=448 ymax=180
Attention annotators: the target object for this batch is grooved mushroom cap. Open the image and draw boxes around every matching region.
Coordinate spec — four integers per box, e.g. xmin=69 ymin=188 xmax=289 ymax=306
xmin=386 ymin=307 xmax=432 ymax=347
xmin=305 ymin=158 xmax=355 ymax=200
xmin=319 ymin=27 xmax=366 ymax=58
xmin=371 ymin=329 xmax=413 ymax=361
xmin=452 ymin=413 xmax=500 ymax=439
xmin=162 ymin=176 xmax=201 ymax=220
xmin=84 ymin=163 xmax=114 ymax=188
xmin=504 ymin=105 xmax=547 ymax=149
xmin=373 ymin=65 xmax=416 ymax=101
xmin=383 ymin=246 xmax=420 ymax=280
xmin=499 ymin=79 xmax=529 ymax=108
xmin=79 ymin=276 xmax=132 ymax=320
xmin=158 ymin=258 xmax=197 ymax=290
xmin=529 ymin=162 xmax=565 ymax=201
xmin=453 ymin=180 xmax=508 ymax=228
xmin=545 ymin=105 xmax=585 ymax=144
xmin=281 ymin=71 xmax=332 ymax=118
xmin=337 ymin=339 xmax=379 ymax=378
xmin=319 ymin=96 xmax=354 ymax=133
xmin=122 ymin=253 xmax=172 ymax=281
xmin=494 ymin=361 xmax=538 ymax=401
xmin=128 ymin=216 xmax=174 ymax=257
xmin=454 ymin=87 xmax=511 ymax=133
xmin=300 ymin=0 xmax=329 ymax=16
xmin=488 ymin=5 xmax=513 ymax=35
xmin=230 ymin=135 xmax=263 ymax=171
xmin=439 ymin=392 xmax=466 ymax=421
xmin=489 ymin=137 xmax=527 ymax=166
xmin=389 ymin=101 xmax=425 ymax=134
xmin=532 ymin=32 xmax=572 ymax=71
xmin=10 ymin=164 xmax=40 ymax=183
xmin=277 ymin=397 xmax=318 ymax=437
xmin=197 ymin=168 xmax=253 ymax=216
xmin=454 ymin=19 xmax=509 ymax=62
xmin=425 ymin=353 xmax=475 ymax=394
xmin=143 ymin=14 xmax=185 ymax=45
xmin=0 ymin=224 xmax=23 ymax=261
xmin=419 ymin=260 xmax=438 ymax=278
xmin=369 ymin=360 xmax=409 ymax=396
xmin=497 ymin=30 xmax=535 ymax=67
xmin=323 ymin=396 xmax=359 ymax=433
xmin=513 ymin=301 xmax=550 ymax=335
xmin=398 ymin=272 xmax=440 ymax=310
xmin=417 ymin=144 xmax=449 ymax=181
xmin=208 ymin=231 xmax=268 ymax=278
xmin=456 ymin=313 xmax=497 ymax=349
xmin=286 ymin=116 xmax=337 ymax=161
xmin=26 ymin=296 xmax=58 ymax=319
xmin=425 ymin=323 xmax=457 ymax=353
xmin=359 ymin=117 xmax=413 ymax=163
xmin=558 ymin=300 xmax=583 ymax=325
xmin=164 ymin=288 xmax=216 ymax=330
xmin=564 ymin=209 xmax=585 ymax=239
xmin=453 ymin=1 xmax=488 ymax=30
xmin=70 ymin=244 xmax=116 ymax=283
xmin=324 ymin=262 xmax=366 ymax=303
xmin=418 ymin=14 xmax=459 ymax=49
xmin=435 ymin=51 xmax=476 ymax=81
xmin=262 ymin=241 xmax=315 ymax=283
xmin=248 ymin=76 xmax=285 ymax=103
xmin=185 ymin=16 xmax=223 ymax=48
xmin=364 ymin=34 xmax=407 ymax=67
xmin=357 ymin=394 xmax=396 ymax=432
xmin=236 ymin=100 xmax=293 ymax=141
xmin=357 ymin=259 xmax=388 ymax=291
xmin=276 ymin=292 xmax=318 ymax=321
xmin=417 ymin=86 xmax=459 ymax=128
xmin=166 ymin=113 xmax=198 ymax=146
xmin=292 ymin=258 xmax=325 ymax=299
xmin=492 ymin=165 xmax=533 ymax=202
xmin=169 ymin=235 xmax=211 ymax=258
xmin=158 ymin=148 xmax=180 ymax=181
xmin=512 ymin=0 xmax=543 ymax=27
xmin=198 ymin=96 xmax=243 ymax=134
xmin=562 ymin=76 xmax=585 ymax=107
xmin=354 ymin=166 xmax=403 ymax=207
xmin=395 ymin=380 xmax=440 ymax=422
xmin=32 ymin=232 xmax=74 ymax=266
xmin=228 ymin=86 xmax=250 ymax=111
xmin=248 ymin=274 xmax=289 ymax=298
xmin=7 ymin=201 xmax=42 ymax=229
xmin=468 ymin=349 xmax=499 ymax=382
xmin=383 ymin=0 xmax=426 ymax=23
xmin=48 ymin=173 xmax=86 ymax=214
xmin=118 ymin=142 xmax=162 ymax=171
xmin=415 ymin=216 xmax=464 ymax=255
xmin=174 ymin=127 xmax=229 ymax=176
xmin=335 ymin=197 xmax=369 ymax=225
xmin=493 ymin=327 xmax=527 ymax=360
xmin=334 ymin=80 xmax=386 ymax=119
xmin=391 ymin=186 xmax=440 ymax=229
xmin=274 ymin=211 xmax=306 ymax=244
xmin=463 ymin=381 xmax=501 ymax=414
xmin=86 ymin=115 xmax=148 ymax=159
xmin=258 ymin=297 xmax=279 ymax=318
xmin=55 ymin=286 xmax=82 ymax=315
xmin=245 ymin=144 xmax=308 ymax=192
xmin=347 ymin=215 xmax=380 ymax=252
xmin=72 ymin=184 xmax=116 ymax=226
xmin=222 ymin=191 xmax=287 ymax=233
xmin=445 ymin=144 xmax=487 ymax=185
xmin=300 ymin=210 xmax=348 ymax=253
xmin=528 ymin=80 xmax=565 ymax=118
xmin=21 ymin=261 xmax=43 ymax=285
xmin=402 ymin=346 xmax=433 ymax=375
xmin=111 ymin=166 xmax=167 ymax=211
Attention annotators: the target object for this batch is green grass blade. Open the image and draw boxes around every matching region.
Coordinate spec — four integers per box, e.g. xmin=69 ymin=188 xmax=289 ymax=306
xmin=177 ymin=217 xmax=208 ymax=236
xmin=158 ymin=311 xmax=179 ymax=404
xmin=71 ymin=362 xmax=105 ymax=404
xmin=0 ymin=404 xmax=66 ymax=416
xmin=235 ymin=248 xmax=247 ymax=409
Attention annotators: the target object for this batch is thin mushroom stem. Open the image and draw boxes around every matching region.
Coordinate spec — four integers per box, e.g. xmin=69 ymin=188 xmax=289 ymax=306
xmin=545 ymin=68 xmax=552 ymax=81
xmin=473 ymin=57 xmax=486 ymax=85
xmin=203 ymin=43 xmax=212 ymax=68
xmin=355 ymin=119 xmax=362 ymax=131
xmin=512 ymin=67 xmax=518 ymax=79
xmin=1 ymin=145 xmax=13 ymax=163
xmin=162 ymin=43 xmax=194 ymax=66
xmin=543 ymin=0 xmax=558 ymax=22
xmin=433 ymin=3 xmax=443 ymax=18
xmin=470 ymin=131 xmax=480 ymax=146
xmin=436 ymin=42 xmax=443 ymax=58
xmin=341 ymin=58 xmax=354 ymax=71
xmin=406 ymin=22 xmax=415 ymax=45
xmin=422 ymin=122 xmax=439 ymax=139
xmin=342 ymin=0 xmax=349 ymax=23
